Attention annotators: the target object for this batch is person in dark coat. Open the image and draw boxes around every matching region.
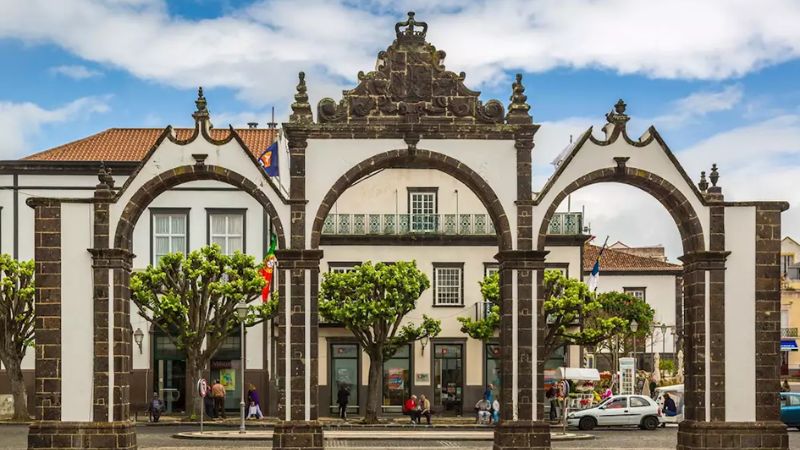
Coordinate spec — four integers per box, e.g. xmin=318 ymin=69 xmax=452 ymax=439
xmin=148 ymin=392 xmax=163 ymax=423
xmin=336 ymin=385 xmax=350 ymax=420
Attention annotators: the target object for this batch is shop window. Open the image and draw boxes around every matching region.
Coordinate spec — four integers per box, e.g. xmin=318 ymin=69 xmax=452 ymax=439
xmin=330 ymin=343 xmax=359 ymax=413
xmin=152 ymin=331 xmax=186 ymax=413
xmin=484 ymin=343 xmax=501 ymax=393
xmin=151 ymin=209 xmax=189 ymax=264
xmin=210 ymin=334 xmax=242 ymax=411
xmin=382 ymin=345 xmax=411 ymax=410
xmin=207 ymin=209 xmax=245 ymax=255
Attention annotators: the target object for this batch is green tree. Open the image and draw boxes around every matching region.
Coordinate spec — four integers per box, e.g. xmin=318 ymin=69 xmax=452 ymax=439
xmin=0 ymin=255 xmax=34 ymax=420
xmin=592 ymin=291 xmax=655 ymax=371
xmin=130 ymin=245 xmax=275 ymax=417
xmin=319 ymin=261 xmax=441 ymax=424
xmin=457 ymin=272 xmax=499 ymax=341
xmin=457 ymin=270 xmax=655 ymax=368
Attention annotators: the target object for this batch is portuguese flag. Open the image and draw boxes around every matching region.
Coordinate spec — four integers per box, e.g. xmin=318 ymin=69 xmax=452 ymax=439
xmin=260 ymin=234 xmax=278 ymax=302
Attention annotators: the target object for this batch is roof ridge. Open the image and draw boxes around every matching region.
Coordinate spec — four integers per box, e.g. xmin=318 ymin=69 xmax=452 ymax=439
xmin=585 ymin=243 xmax=681 ymax=269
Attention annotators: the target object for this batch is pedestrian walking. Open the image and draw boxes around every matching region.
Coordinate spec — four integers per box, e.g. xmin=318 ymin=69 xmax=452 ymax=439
xmin=546 ymin=385 xmax=558 ymax=420
xmin=649 ymin=376 xmax=658 ymax=399
xmin=247 ymin=384 xmax=263 ymax=419
xmin=336 ymin=384 xmax=350 ymax=420
xmin=148 ymin=392 xmax=163 ymax=423
xmin=211 ymin=379 xmax=226 ymax=419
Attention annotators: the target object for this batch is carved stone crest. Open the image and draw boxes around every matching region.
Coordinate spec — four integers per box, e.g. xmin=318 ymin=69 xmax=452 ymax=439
xmin=316 ymin=11 xmax=508 ymax=125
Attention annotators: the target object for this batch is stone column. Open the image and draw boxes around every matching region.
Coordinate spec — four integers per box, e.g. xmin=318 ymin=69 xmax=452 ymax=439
xmin=493 ymin=250 xmax=550 ymax=450
xmin=273 ymin=249 xmax=323 ymax=450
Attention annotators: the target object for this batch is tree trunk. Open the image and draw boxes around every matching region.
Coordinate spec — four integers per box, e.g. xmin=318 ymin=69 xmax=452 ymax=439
xmin=364 ymin=353 xmax=383 ymax=424
xmin=4 ymin=354 xmax=29 ymax=420
xmin=185 ymin=353 xmax=202 ymax=419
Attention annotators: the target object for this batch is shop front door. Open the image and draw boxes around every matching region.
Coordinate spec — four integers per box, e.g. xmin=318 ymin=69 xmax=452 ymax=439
xmin=434 ymin=344 xmax=463 ymax=415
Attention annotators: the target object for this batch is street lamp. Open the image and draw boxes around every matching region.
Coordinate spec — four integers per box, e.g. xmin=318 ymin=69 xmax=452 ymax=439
xmin=133 ymin=328 xmax=144 ymax=354
xmin=660 ymin=323 xmax=668 ymax=354
xmin=235 ymin=302 xmax=249 ymax=434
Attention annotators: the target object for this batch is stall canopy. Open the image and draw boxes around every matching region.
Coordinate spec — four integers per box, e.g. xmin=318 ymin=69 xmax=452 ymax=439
xmin=559 ymin=367 xmax=601 ymax=381
xmin=781 ymin=339 xmax=798 ymax=351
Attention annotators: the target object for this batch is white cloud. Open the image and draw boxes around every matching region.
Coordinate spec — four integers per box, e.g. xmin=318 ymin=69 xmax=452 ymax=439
xmin=0 ymin=97 xmax=111 ymax=158
xmin=1 ymin=0 xmax=800 ymax=108
xmin=49 ymin=64 xmax=103 ymax=80
xmin=653 ymin=85 xmax=743 ymax=127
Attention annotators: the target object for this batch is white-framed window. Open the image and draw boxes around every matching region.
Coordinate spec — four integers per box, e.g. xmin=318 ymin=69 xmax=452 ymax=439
xmin=207 ymin=209 xmax=245 ymax=255
xmin=409 ymin=188 xmax=437 ymax=232
xmin=329 ymin=262 xmax=360 ymax=273
xmin=433 ymin=263 xmax=463 ymax=306
xmin=782 ymin=254 xmax=794 ymax=276
xmin=151 ymin=209 xmax=189 ymax=264
xmin=484 ymin=263 xmax=499 ymax=278
xmin=624 ymin=287 xmax=646 ymax=301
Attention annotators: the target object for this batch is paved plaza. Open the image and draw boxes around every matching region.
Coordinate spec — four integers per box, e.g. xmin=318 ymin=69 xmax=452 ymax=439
xmin=1 ymin=425 xmax=800 ymax=450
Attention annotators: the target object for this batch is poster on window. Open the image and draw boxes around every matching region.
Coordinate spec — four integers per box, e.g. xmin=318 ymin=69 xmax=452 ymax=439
xmin=220 ymin=368 xmax=236 ymax=391
xmin=336 ymin=368 xmax=353 ymax=386
xmin=387 ymin=368 xmax=405 ymax=390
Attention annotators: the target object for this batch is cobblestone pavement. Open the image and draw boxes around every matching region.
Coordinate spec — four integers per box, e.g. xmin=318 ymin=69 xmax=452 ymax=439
xmin=1 ymin=425 xmax=799 ymax=449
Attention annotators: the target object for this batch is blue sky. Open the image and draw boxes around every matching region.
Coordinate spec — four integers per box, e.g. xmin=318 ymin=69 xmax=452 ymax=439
xmin=2 ymin=0 xmax=800 ymax=258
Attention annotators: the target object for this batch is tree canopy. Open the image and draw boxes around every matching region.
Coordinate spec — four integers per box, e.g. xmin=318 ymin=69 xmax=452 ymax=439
xmin=0 ymin=255 xmax=35 ymax=419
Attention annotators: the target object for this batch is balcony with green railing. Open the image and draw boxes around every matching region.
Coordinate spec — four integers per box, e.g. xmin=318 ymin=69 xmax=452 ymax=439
xmin=321 ymin=211 xmax=583 ymax=236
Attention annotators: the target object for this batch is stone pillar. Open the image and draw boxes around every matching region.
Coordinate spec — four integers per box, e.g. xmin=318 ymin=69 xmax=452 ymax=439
xmin=678 ymin=241 xmax=787 ymax=449
xmin=273 ymin=249 xmax=323 ymax=450
xmin=493 ymin=250 xmax=550 ymax=450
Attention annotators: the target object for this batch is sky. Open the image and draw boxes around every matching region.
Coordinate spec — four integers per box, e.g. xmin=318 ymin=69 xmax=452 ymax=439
xmin=2 ymin=0 xmax=800 ymax=260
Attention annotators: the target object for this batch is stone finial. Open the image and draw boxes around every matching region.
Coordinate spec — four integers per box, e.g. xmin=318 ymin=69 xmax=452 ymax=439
xmin=289 ymin=72 xmax=313 ymax=123
xmin=506 ymin=73 xmax=532 ymax=124
xmin=192 ymin=86 xmax=210 ymax=122
xmin=395 ymin=11 xmax=428 ymax=44
xmin=605 ymin=98 xmax=630 ymax=127
xmin=698 ymin=171 xmax=708 ymax=192
xmin=95 ymin=162 xmax=115 ymax=194
xmin=709 ymin=163 xmax=719 ymax=187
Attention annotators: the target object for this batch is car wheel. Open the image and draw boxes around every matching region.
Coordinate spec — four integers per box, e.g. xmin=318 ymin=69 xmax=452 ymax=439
xmin=578 ymin=417 xmax=596 ymax=431
xmin=642 ymin=416 xmax=659 ymax=431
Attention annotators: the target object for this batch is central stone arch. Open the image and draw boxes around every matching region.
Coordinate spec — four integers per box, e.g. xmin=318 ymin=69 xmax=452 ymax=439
xmin=309 ymin=148 xmax=513 ymax=251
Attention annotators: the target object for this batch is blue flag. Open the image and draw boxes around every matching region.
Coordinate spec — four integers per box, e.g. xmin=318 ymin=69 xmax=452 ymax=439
xmin=258 ymin=141 xmax=279 ymax=177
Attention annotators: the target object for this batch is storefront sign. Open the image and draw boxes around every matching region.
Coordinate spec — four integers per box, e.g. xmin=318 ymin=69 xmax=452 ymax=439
xmin=415 ymin=373 xmax=429 ymax=383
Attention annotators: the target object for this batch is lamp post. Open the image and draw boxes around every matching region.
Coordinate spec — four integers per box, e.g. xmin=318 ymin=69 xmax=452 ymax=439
xmin=235 ymin=302 xmax=249 ymax=434
xmin=660 ymin=324 xmax=668 ymax=355
xmin=630 ymin=320 xmax=639 ymax=368
xmin=133 ymin=328 xmax=144 ymax=354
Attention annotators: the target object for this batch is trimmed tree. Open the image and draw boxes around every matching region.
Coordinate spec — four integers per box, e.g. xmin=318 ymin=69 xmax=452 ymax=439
xmin=319 ymin=261 xmax=441 ymax=424
xmin=130 ymin=245 xmax=276 ymax=418
xmin=591 ymin=290 xmax=656 ymax=371
xmin=0 ymin=255 xmax=35 ymax=420
xmin=457 ymin=271 xmax=500 ymax=341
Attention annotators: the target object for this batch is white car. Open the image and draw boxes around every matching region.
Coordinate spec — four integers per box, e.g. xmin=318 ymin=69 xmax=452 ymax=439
xmin=566 ymin=395 xmax=663 ymax=431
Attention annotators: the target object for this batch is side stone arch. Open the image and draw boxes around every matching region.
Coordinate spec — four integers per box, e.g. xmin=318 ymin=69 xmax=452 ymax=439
xmin=308 ymin=148 xmax=513 ymax=251
xmin=113 ymin=164 xmax=286 ymax=251
xmin=535 ymin=166 xmax=706 ymax=254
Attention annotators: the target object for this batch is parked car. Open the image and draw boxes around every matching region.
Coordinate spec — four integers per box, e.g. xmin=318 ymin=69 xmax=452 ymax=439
xmin=566 ymin=395 xmax=663 ymax=431
xmin=780 ymin=392 xmax=800 ymax=429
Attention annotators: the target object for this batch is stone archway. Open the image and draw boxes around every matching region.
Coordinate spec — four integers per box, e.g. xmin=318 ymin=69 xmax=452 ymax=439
xmin=113 ymin=164 xmax=286 ymax=251
xmin=309 ymin=148 xmax=514 ymax=251
xmin=535 ymin=166 xmax=705 ymax=254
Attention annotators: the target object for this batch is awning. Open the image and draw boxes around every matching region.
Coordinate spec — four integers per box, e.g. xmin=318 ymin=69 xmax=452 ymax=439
xmin=558 ymin=367 xmax=600 ymax=381
xmin=781 ymin=339 xmax=798 ymax=351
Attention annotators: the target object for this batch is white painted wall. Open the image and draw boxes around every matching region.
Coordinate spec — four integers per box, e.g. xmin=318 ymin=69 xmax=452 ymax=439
xmin=60 ymin=203 xmax=94 ymax=421
xmin=724 ymin=206 xmax=756 ymax=422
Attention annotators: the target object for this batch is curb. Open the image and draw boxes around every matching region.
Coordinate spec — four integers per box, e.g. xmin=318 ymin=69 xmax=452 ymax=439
xmin=172 ymin=430 xmax=595 ymax=442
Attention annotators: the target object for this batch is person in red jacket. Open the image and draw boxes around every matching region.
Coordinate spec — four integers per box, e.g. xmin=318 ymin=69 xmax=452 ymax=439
xmin=403 ymin=395 xmax=420 ymax=424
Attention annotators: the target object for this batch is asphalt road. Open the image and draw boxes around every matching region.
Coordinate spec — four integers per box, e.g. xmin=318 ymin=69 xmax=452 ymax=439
xmin=2 ymin=425 xmax=800 ymax=449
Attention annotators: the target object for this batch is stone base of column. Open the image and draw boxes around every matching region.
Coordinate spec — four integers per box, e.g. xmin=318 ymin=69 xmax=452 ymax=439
xmin=272 ymin=420 xmax=323 ymax=450
xmin=28 ymin=421 xmax=136 ymax=449
xmin=677 ymin=420 xmax=788 ymax=450
xmin=493 ymin=420 xmax=551 ymax=450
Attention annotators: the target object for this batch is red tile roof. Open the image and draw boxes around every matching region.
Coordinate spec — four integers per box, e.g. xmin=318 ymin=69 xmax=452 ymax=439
xmin=23 ymin=128 xmax=278 ymax=161
xmin=583 ymin=244 xmax=681 ymax=272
